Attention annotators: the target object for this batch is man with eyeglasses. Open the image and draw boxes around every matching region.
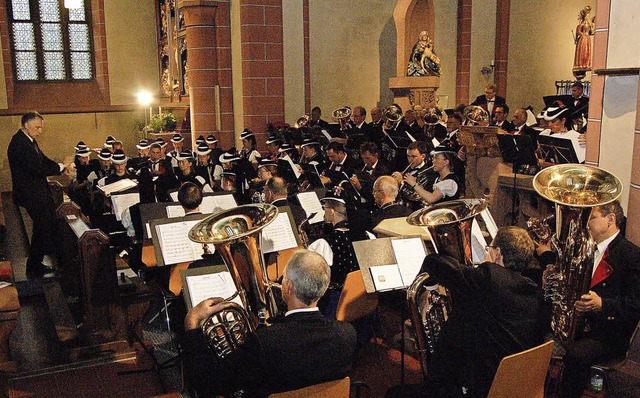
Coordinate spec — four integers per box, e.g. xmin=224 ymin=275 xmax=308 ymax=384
xmin=389 ymin=226 xmax=541 ymax=397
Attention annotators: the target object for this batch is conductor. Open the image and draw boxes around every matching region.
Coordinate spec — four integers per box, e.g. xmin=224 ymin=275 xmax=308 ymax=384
xmin=7 ymin=112 xmax=73 ymax=276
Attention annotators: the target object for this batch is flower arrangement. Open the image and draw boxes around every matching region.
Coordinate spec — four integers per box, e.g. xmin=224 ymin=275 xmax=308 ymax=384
xmin=149 ymin=113 xmax=177 ymax=133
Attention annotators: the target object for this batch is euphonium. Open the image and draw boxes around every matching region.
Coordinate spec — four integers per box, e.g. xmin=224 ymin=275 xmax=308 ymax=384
xmin=533 ymin=164 xmax=622 ymax=341
xmin=188 ymin=204 xmax=279 ymax=357
xmin=332 ymin=106 xmax=352 ymax=130
xmin=383 ymin=104 xmax=403 ymax=132
xmin=296 ymin=114 xmax=310 ymax=128
xmin=398 ymin=165 xmax=435 ymax=206
xmin=406 ymin=199 xmax=488 ymax=377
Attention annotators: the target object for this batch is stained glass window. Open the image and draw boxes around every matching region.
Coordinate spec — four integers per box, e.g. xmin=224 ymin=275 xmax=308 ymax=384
xmin=8 ymin=0 xmax=94 ymax=81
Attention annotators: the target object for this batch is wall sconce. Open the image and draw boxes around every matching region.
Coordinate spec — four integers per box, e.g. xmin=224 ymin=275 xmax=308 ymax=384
xmin=481 ymin=59 xmax=495 ymax=79
xmin=64 ymin=0 xmax=83 ymax=9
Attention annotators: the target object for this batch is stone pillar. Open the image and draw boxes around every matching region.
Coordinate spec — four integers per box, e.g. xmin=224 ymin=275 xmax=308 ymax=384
xmin=178 ymin=0 xmax=235 ymax=149
xmin=494 ymin=0 xmax=510 ymax=97
xmin=456 ymin=0 xmax=472 ymax=105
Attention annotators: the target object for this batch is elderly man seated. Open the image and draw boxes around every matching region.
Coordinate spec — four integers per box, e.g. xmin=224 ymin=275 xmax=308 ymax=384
xmin=180 ymin=249 xmax=357 ymax=397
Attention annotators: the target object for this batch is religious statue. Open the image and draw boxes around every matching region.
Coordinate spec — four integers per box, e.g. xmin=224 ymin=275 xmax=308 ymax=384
xmin=407 ymin=31 xmax=441 ymax=77
xmin=573 ymin=5 xmax=595 ymax=80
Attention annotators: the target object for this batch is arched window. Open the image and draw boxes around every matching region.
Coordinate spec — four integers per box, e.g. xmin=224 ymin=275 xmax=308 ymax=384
xmin=7 ymin=0 xmax=93 ymax=81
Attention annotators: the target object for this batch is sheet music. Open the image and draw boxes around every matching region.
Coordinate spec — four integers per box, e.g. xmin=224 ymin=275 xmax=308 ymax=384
xmin=211 ymin=194 xmax=237 ymax=211
xmin=297 ymin=191 xmax=324 ymax=224
xmin=156 ymin=220 xmax=204 ymax=265
xmin=261 ymin=213 xmax=298 ymax=253
xmin=281 ymin=154 xmax=302 ymax=179
xmin=370 ymin=264 xmax=403 ymax=291
xmin=480 ymin=209 xmax=498 ymax=238
xmin=170 ymin=191 xmax=179 ymax=202
xmin=471 ymin=219 xmax=488 ymax=264
xmin=111 ymin=192 xmax=140 ymax=221
xmin=166 ymin=205 xmax=186 ymax=218
xmin=145 ymin=223 xmax=152 ymax=238
xmin=391 ymin=238 xmax=426 ymax=286
xmin=406 ymin=132 xmax=417 ymax=142
xmin=98 ymin=178 xmax=137 ymax=196
xmin=321 ymin=129 xmax=332 ymax=141
xmin=185 ymin=271 xmax=243 ymax=309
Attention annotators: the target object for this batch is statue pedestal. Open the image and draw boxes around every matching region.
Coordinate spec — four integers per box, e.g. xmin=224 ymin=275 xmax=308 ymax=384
xmin=388 ymin=75 xmax=440 ymax=113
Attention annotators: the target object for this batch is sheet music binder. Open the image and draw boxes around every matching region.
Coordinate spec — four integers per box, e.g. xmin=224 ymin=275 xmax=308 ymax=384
xmin=261 ymin=206 xmax=302 ymax=253
xmin=353 ymin=236 xmax=429 ymax=293
xmin=537 ymin=135 xmax=580 ymax=164
xmin=180 ymin=264 xmax=230 ymax=310
xmin=149 ymin=213 xmax=209 ymax=267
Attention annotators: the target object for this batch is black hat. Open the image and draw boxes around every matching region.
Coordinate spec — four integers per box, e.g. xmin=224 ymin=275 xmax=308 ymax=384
xmin=430 ymin=144 xmax=457 ymax=156
xmin=300 ymin=138 xmax=320 ymax=148
xmin=76 ymin=147 xmax=91 ymax=157
xmin=265 ymin=135 xmax=282 ymax=145
xmin=257 ymin=158 xmax=277 ymax=169
xmin=240 ymin=129 xmax=254 ymax=140
xmin=206 ymin=135 xmax=218 ymax=144
xmin=111 ymin=149 xmax=128 ymax=165
xmin=195 ymin=135 xmax=206 ymax=145
xmin=195 ymin=143 xmax=211 ymax=156
xmin=104 ymin=136 xmax=116 ymax=147
xmin=220 ymin=152 xmax=241 ymax=163
xmin=171 ymin=133 xmax=184 ymax=143
xmin=175 ymin=149 xmax=195 ymax=161
xmin=541 ymin=105 xmax=570 ymax=121
xmin=75 ymin=141 xmax=87 ymax=151
xmin=320 ymin=190 xmax=346 ymax=205
xmin=136 ymin=139 xmax=150 ymax=150
xmin=279 ymin=143 xmax=295 ymax=153
xmin=98 ymin=148 xmax=112 ymax=161
xmin=155 ymin=137 xmax=167 ymax=148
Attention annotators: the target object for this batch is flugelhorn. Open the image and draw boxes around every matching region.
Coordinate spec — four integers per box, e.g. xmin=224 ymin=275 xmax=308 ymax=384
xmin=188 ymin=204 xmax=279 ymax=357
xmin=533 ymin=164 xmax=622 ymax=341
xmin=405 ymin=199 xmax=488 ymax=377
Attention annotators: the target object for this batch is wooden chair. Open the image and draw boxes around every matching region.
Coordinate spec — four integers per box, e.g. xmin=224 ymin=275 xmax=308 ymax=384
xmin=335 ymin=270 xmax=378 ymax=323
xmin=486 ymin=340 xmax=554 ymax=398
xmin=268 ymin=377 xmax=350 ymax=398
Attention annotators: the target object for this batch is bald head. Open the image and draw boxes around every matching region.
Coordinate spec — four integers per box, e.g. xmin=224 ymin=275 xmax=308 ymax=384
xmin=374 ymin=175 xmax=400 ymax=206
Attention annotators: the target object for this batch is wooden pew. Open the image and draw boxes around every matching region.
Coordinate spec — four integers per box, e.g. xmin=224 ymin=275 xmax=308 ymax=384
xmin=57 ymin=202 xmax=152 ymax=344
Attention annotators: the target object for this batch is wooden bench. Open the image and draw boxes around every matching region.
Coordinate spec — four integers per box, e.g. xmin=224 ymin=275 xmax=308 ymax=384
xmin=0 ymin=261 xmax=19 ymax=372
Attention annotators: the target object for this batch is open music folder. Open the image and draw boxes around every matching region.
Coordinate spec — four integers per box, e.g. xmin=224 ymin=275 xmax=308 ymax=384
xmin=149 ymin=213 xmax=210 ymax=267
xmin=353 ymin=236 xmax=428 ymax=293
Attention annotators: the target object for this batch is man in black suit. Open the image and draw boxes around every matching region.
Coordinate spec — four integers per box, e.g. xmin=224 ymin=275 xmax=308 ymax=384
xmin=401 ymin=226 xmax=541 ymax=397
xmin=559 ymin=201 xmax=640 ymax=397
xmin=320 ymin=142 xmax=362 ymax=187
xmin=491 ymin=104 xmax=515 ymax=133
xmin=181 ymin=249 xmax=357 ymax=397
xmin=7 ymin=112 xmax=73 ymax=275
xmin=309 ymin=106 xmax=330 ymax=129
xmin=263 ymin=176 xmax=307 ymax=227
xmin=471 ymin=82 xmax=507 ymax=117
xmin=512 ymin=108 xmax=540 ymax=146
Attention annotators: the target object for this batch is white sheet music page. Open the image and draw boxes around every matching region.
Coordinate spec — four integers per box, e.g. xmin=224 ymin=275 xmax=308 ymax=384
xmin=185 ymin=271 xmax=243 ymax=309
xmin=99 ymin=178 xmax=137 ymax=196
xmin=391 ymin=238 xmax=426 ymax=286
xmin=199 ymin=196 xmax=219 ymax=214
xmin=261 ymin=212 xmax=298 ymax=253
xmin=170 ymin=191 xmax=179 ymax=202
xmin=156 ymin=220 xmax=203 ymax=265
xmin=166 ymin=205 xmax=186 ymax=218
xmin=281 ymin=154 xmax=302 ymax=179
xmin=471 ymin=219 xmax=488 ymax=264
xmin=211 ymin=194 xmax=238 ymax=211
xmin=370 ymin=264 xmax=403 ymax=291
xmin=111 ymin=192 xmax=140 ymax=221
xmin=297 ymin=191 xmax=324 ymax=224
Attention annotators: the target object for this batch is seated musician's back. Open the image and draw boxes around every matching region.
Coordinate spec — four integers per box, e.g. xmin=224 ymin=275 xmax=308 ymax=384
xmin=180 ymin=250 xmax=357 ymax=397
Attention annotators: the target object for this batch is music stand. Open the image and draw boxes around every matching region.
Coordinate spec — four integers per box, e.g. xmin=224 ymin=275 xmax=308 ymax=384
xmin=537 ymin=135 xmax=580 ymax=165
xmin=353 ymin=236 xmax=428 ymax=386
xmin=300 ymin=163 xmax=325 ymax=188
xmin=497 ymin=134 xmax=538 ymax=225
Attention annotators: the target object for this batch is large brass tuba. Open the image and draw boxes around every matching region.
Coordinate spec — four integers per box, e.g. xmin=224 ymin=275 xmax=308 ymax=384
xmin=188 ymin=204 xmax=279 ymax=357
xmin=405 ymin=199 xmax=488 ymax=376
xmin=533 ymin=164 xmax=622 ymax=341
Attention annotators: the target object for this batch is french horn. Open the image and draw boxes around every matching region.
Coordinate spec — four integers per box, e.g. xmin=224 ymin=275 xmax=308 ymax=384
xmin=464 ymin=105 xmax=490 ymax=126
xmin=406 ymin=199 xmax=488 ymax=376
xmin=533 ymin=164 xmax=622 ymax=341
xmin=188 ymin=204 xmax=279 ymax=357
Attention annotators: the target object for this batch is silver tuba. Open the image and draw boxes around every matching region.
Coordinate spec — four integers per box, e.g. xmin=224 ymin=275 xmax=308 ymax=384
xmin=332 ymin=106 xmax=352 ymax=131
xmin=188 ymin=204 xmax=279 ymax=357
xmin=533 ymin=164 xmax=622 ymax=341
xmin=405 ymin=199 xmax=488 ymax=377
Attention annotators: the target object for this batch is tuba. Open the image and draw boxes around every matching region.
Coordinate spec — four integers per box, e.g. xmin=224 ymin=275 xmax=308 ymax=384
xmin=533 ymin=164 xmax=622 ymax=341
xmin=295 ymin=114 xmax=310 ymax=129
xmin=383 ymin=104 xmax=403 ymax=132
xmin=332 ymin=106 xmax=352 ymax=131
xmin=188 ymin=204 xmax=280 ymax=357
xmin=405 ymin=199 xmax=488 ymax=376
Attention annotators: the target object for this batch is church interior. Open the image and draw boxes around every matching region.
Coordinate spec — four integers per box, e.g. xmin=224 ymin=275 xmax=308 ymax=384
xmin=0 ymin=0 xmax=639 ymax=396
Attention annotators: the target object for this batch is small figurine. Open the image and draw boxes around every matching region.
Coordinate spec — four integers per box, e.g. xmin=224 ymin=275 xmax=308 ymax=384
xmin=573 ymin=5 xmax=595 ymax=80
xmin=407 ymin=31 xmax=441 ymax=77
